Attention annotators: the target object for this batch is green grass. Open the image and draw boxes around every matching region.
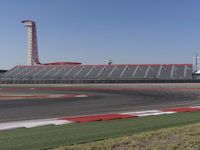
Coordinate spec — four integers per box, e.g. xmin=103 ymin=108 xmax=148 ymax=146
xmin=1 ymin=111 xmax=200 ymax=150
xmin=60 ymin=122 xmax=200 ymax=150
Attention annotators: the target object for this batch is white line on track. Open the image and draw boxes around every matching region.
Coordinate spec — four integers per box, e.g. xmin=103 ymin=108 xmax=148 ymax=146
xmin=75 ymin=95 xmax=88 ymax=98
xmin=122 ymin=110 xmax=176 ymax=117
xmin=0 ymin=119 xmax=72 ymax=131
xmin=191 ymin=106 xmax=200 ymax=108
xmin=47 ymin=94 xmax=66 ymax=98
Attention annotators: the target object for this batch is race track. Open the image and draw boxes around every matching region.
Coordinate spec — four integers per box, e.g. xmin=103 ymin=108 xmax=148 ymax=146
xmin=0 ymin=83 xmax=200 ymax=122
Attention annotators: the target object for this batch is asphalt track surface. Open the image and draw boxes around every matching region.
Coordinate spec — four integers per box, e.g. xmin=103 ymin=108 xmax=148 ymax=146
xmin=1 ymin=84 xmax=200 ymax=122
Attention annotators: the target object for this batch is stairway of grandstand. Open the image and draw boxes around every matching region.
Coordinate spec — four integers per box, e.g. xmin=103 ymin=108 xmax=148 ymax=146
xmin=0 ymin=64 xmax=193 ymax=83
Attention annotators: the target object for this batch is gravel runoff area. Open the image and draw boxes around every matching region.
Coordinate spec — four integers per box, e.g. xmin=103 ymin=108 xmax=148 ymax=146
xmin=1 ymin=83 xmax=200 ymax=123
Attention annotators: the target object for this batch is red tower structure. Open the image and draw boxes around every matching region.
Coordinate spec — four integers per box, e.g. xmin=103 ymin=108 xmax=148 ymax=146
xmin=21 ymin=20 xmax=40 ymax=65
xmin=21 ymin=20 xmax=81 ymax=66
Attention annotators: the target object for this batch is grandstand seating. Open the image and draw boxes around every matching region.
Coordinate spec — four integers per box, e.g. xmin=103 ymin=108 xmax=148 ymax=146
xmin=0 ymin=70 xmax=7 ymax=76
xmin=0 ymin=64 xmax=193 ymax=83
xmin=134 ymin=65 xmax=148 ymax=79
xmin=145 ymin=65 xmax=161 ymax=79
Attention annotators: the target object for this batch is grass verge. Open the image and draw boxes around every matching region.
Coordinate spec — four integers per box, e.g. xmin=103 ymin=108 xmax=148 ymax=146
xmin=1 ymin=111 xmax=200 ymax=150
xmin=60 ymin=122 xmax=200 ymax=150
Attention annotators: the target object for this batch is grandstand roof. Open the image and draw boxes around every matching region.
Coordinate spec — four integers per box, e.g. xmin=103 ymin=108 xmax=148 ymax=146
xmin=42 ymin=62 xmax=81 ymax=65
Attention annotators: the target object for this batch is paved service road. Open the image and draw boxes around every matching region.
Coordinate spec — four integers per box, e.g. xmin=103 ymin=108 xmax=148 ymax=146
xmin=0 ymin=85 xmax=200 ymax=122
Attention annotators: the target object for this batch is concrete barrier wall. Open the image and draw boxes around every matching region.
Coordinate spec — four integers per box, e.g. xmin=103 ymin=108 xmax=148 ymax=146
xmin=0 ymin=78 xmax=200 ymax=84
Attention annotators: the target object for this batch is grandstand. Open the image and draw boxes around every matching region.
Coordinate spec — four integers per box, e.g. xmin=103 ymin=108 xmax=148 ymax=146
xmin=0 ymin=63 xmax=194 ymax=84
xmin=0 ymin=70 xmax=7 ymax=77
xmin=0 ymin=20 xmax=197 ymax=84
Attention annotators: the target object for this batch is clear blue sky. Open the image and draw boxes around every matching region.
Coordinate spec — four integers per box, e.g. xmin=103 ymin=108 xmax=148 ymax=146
xmin=0 ymin=0 xmax=200 ymax=69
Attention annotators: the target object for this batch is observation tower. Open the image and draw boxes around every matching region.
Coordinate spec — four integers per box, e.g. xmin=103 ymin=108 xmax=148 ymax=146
xmin=21 ymin=20 xmax=40 ymax=65
xmin=21 ymin=20 xmax=81 ymax=66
